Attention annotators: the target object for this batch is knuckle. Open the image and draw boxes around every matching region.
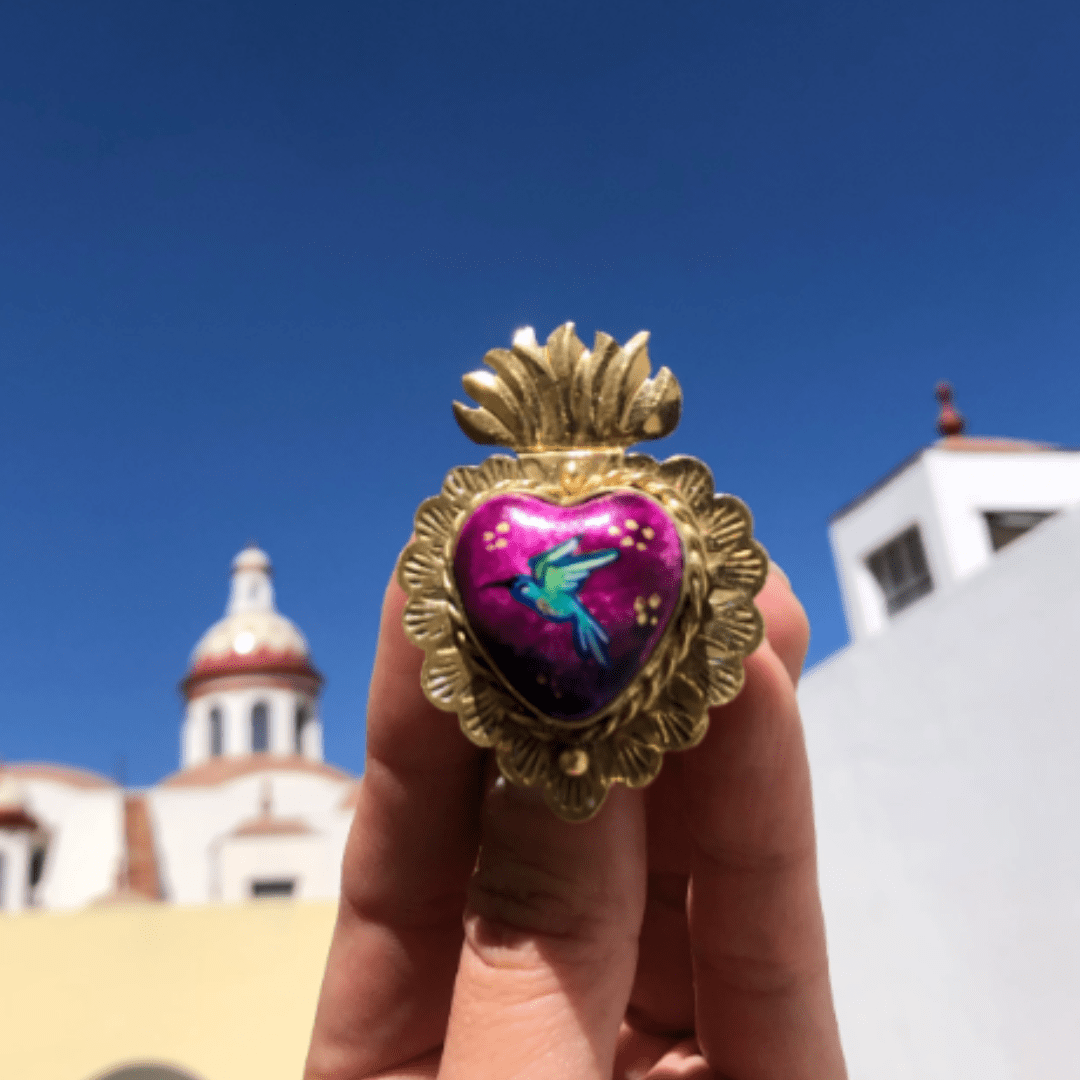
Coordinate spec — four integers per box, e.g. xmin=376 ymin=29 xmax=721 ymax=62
xmin=464 ymin=856 xmax=634 ymax=968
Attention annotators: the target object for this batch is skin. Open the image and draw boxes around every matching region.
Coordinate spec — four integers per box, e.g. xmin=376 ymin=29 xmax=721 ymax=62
xmin=304 ymin=561 xmax=848 ymax=1080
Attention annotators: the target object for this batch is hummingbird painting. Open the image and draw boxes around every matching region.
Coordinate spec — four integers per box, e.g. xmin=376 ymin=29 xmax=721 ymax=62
xmin=486 ymin=535 xmax=620 ymax=666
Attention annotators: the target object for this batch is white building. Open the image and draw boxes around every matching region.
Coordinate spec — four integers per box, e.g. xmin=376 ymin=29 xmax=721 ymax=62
xmin=0 ymin=546 xmax=356 ymax=911
xmin=802 ymin=393 xmax=1080 ymax=1079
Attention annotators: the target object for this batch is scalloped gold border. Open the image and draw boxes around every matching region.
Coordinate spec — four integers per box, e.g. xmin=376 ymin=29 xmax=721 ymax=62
xmin=398 ymin=450 xmax=767 ymax=821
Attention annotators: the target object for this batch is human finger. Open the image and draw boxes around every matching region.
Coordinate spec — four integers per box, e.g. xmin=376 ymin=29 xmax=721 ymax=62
xmin=623 ymin=759 xmax=695 ymax=1037
xmin=305 ymin=576 xmax=485 ymax=1080
xmin=684 ymin=640 xmax=846 ymax=1079
xmin=438 ymin=779 xmax=648 ymax=1080
xmin=755 ymin=561 xmax=810 ymax=684
xmin=622 ymin=566 xmax=812 ymax=1040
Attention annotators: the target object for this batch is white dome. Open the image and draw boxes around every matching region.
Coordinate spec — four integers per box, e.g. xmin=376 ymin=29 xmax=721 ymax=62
xmin=181 ymin=546 xmax=322 ymax=696
xmin=191 ymin=609 xmax=309 ymax=664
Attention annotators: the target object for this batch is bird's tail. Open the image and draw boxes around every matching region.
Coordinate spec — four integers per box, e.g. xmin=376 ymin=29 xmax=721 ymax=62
xmin=573 ymin=608 xmax=612 ymax=667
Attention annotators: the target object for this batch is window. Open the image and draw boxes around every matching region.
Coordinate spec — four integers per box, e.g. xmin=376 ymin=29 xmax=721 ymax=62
xmin=208 ymin=707 xmax=224 ymax=757
xmin=294 ymin=705 xmax=309 ymax=754
xmin=251 ymin=703 xmax=269 ymax=753
xmin=28 ymin=845 xmax=46 ymax=891
xmin=251 ymin=878 xmax=296 ymax=899
xmin=867 ymin=526 xmax=933 ymax=615
xmin=984 ymin=510 xmax=1054 ymax=552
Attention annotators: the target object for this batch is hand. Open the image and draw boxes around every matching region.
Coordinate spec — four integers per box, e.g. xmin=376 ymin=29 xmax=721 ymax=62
xmin=304 ymin=563 xmax=847 ymax=1080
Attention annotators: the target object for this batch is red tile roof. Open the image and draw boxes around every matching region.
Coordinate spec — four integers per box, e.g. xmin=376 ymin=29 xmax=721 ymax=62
xmin=181 ymin=647 xmax=323 ymax=697
xmin=0 ymin=806 xmax=40 ymax=831
xmin=5 ymin=762 xmax=118 ymax=790
xmin=159 ymin=753 xmax=352 ymax=788
xmin=123 ymin=794 xmax=162 ymax=900
xmin=938 ymin=435 xmax=1054 ymax=453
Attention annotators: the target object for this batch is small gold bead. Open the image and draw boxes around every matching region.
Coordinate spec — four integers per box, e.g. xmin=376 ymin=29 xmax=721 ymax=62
xmin=559 ymin=748 xmax=589 ymax=776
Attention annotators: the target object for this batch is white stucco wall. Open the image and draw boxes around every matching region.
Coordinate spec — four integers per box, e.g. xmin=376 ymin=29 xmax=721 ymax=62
xmin=829 ymin=455 xmax=946 ymax=641
xmin=148 ymin=768 xmax=350 ymax=904
xmin=217 ymin=831 xmax=334 ymax=902
xmin=17 ymin=781 xmax=125 ymax=910
xmin=182 ymin=688 xmax=322 ymax=767
xmin=830 ymin=446 xmax=1080 ymax=642
xmin=924 ymin=447 xmax=1080 ymax=581
xmin=801 ymin=504 xmax=1080 ymax=1080
xmin=0 ymin=832 xmax=34 ymax=912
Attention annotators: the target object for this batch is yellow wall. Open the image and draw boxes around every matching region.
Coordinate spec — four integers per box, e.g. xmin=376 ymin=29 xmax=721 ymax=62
xmin=0 ymin=900 xmax=337 ymax=1080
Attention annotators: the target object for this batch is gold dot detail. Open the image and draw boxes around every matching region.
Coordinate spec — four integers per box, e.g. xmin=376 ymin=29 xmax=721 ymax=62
xmin=495 ymin=538 xmax=508 ymax=548
xmin=486 ymin=544 xmax=495 ymax=552
xmin=559 ymin=748 xmax=589 ymax=776
xmin=648 ymin=594 xmax=661 ymax=609
xmin=482 ymin=531 xmax=495 ymax=542
xmin=621 ymin=536 xmax=634 ymax=547
xmin=496 ymin=522 xmax=510 ymax=533
xmin=608 ymin=525 xmax=621 ymax=536
xmin=625 ymin=519 xmax=638 ymax=531
xmin=637 ymin=612 xmax=649 ymax=626
xmin=642 ymin=526 xmax=655 ymax=540
xmin=636 ymin=542 xmax=647 ymax=551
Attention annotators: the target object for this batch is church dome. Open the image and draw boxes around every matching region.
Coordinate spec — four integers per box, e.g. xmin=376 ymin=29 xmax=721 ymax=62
xmin=181 ymin=545 xmax=322 ymax=696
xmin=190 ymin=608 xmax=310 ymax=665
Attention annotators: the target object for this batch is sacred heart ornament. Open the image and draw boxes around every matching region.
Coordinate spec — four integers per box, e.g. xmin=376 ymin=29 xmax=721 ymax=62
xmin=454 ymin=491 xmax=684 ymax=723
xmin=399 ymin=323 xmax=768 ymax=821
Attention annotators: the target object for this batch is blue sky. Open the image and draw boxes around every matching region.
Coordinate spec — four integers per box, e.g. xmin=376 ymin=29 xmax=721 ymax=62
xmin=3 ymin=0 xmax=1080 ymax=784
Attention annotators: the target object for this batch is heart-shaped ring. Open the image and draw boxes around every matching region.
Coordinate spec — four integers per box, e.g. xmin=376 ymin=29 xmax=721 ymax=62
xmin=399 ymin=324 xmax=767 ymax=820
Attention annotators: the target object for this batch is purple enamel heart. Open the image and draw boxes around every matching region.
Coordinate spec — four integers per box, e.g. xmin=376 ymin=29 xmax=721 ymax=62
xmin=453 ymin=491 xmax=684 ymax=723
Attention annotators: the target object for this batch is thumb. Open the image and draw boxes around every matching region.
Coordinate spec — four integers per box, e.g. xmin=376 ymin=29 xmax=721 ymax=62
xmin=438 ymin=777 xmax=647 ymax=1080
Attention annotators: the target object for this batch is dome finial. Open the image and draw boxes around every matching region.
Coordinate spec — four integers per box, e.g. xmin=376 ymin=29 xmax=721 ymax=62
xmin=936 ymin=381 xmax=965 ymax=437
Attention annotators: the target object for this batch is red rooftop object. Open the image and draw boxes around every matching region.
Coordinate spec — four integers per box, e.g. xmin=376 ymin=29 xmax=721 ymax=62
xmin=936 ymin=381 xmax=965 ymax=437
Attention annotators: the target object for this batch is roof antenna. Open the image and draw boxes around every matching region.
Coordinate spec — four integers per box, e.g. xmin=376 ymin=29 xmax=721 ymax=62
xmin=936 ymin=381 xmax=965 ymax=437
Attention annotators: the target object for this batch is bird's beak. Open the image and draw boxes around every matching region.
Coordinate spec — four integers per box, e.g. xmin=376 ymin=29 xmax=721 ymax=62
xmin=480 ymin=577 xmax=517 ymax=589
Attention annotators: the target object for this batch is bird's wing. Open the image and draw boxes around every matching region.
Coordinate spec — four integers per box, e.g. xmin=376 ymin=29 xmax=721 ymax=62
xmin=543 ymin=547 xmax=620 ymax=594
xmin=528 ymin=535 xmax=580 ymax=580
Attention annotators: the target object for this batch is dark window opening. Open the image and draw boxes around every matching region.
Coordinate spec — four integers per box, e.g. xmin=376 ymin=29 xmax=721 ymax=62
xmin=984 ymin=510 xmax=1054 ymax=552
xmin=209 ymin=707 xmax=224 ymax=757
xmin=867 ymin=526 xmax=934 ymax=616
xmin=251 ymin=878 xmax=295 ymax=899
xmin=294 ymin=705 xmax=309 ymax=754
xmin=28 ymin=845 xmax=46 ymax=890
xmin=251 ymin=703 xmax=269 ymax=753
